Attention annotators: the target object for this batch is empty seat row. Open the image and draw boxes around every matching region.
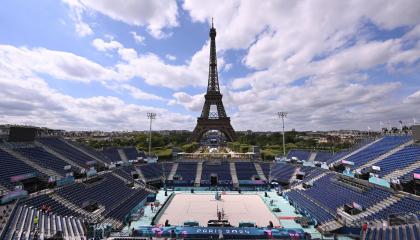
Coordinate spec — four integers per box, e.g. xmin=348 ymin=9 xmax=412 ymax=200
xmin=138 ymin=163 xmax=162 ymax=180
xmin=37 ymin=137 xmax=97 ymax=168
xmin=0 ymin=148 xmax=43 ymax=190
xmin=201 ymin=162 xmax=232 ymax=183
xmin=15 ymin=147 xmax=70 ymax=176
xmin=373 ymin=145 xmax=420 ymax=177
xmin=235 ymin=162 xmax=258 ymax=180
xmin=344 ymin=136 xmax=411 ymax=169
xmin=287 ymin=150 xmax=311 ymax=161
xmin=270 ymin=163 xmax=296 ymax=182
xmin=174 ymin=162 xmax=197 ymax=181
xmin=102 ymin=148 xmax=122 ymax=162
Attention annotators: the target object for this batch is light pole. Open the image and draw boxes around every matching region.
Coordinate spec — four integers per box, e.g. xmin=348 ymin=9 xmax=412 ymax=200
xmin=277 ymin=112 xmax=287 ymax=157
xmin=147 ymin=112 xmax=156 ymax=157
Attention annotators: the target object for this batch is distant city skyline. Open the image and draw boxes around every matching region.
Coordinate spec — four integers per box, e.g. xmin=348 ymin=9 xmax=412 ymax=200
xmin=0 ymin=0 xmax=419 ymax=132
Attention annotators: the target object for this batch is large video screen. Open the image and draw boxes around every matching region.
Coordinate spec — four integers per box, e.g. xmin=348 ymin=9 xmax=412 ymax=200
xmin=9 ymin=127 xmax=37 ymax=142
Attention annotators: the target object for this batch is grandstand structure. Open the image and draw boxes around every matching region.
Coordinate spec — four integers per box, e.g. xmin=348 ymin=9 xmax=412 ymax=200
xmin=0 ymin=128 xmax=419 ymax=239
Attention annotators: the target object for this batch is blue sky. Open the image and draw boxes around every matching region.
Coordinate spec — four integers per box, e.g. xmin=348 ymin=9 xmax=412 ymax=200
xmin=0 ymin=0 xmax=419 ymax=131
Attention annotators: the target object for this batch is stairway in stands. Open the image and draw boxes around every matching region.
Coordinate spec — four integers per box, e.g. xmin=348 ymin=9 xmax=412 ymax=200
xmin=229 ymin=162 xmax=239 ymax=188
xmin=0 ymin=201 xmax=17 ymax=237
xmin=318 ymin=220 xmax=343 ymax=233
xmin=117 ymin=149 xmax=129 ymax=162
xmin=35 ymin=141 xmax=84 ymax=169
xmin=0 ymin=184 xmax=9 ymax=195
xmin=167 ymin=162 xmax=179 ymax=180
xmin=356 ymin=140 xmax=414 ymax=171
xmin=111 ymin=172 xmax=128 ymax=182
xmin=337 ymin=194 xmax=401 ymax=224
xmin=289 ymin=167 xmax=301 ymax=183
xmin=308 ymin=152 xmax=317 ymax=161
xmin=291 ymin=172 xmax=330 ymax=191
xmin=0 ymin=145 xmax=61 ymax=179
xmin=135 ymin=167 xmax=147 ymax=182
xmin=253 ymin=162 xmax=267 ymax=181
xmin=4 ymin=205 xmax=86 ymax=240
xmin=103 ymin=217 xmax=124 ymax=230
xmin=111 ymin=172 xmax=138 ymax=187
xmin=49 ymin=193 xmax=95 ymax=220
xmin=331 ymin=138 xmax=383 ymax=165
xmin=62 ymin=139 xmax=107 ymax=165
xmin=362 ymin=222 xmax=420 ymax=240
xmin=384 ymin=159 xmax=420 ymax=180
xmin=194 ymin=162 xmax=203 ymax=187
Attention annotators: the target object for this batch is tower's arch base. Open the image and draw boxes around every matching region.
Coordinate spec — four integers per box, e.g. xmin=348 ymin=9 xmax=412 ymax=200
xmin=190 ymin=117 xmax=237 ymax=143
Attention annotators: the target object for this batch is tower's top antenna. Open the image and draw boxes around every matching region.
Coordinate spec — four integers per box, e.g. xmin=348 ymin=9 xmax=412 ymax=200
xmin=211 ymin=17 xmax=214 ymax=28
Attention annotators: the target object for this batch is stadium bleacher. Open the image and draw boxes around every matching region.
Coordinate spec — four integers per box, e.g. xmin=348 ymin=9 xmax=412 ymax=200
xmin=340 ymin=136 xmax=412 ymax=168
xmin=201 ymin=161 xmax=232 ymax=184
xmin=102 ymin=147 xmax=122 ymax=163
xmin=259 ymin=162 xmax=271 ymax=179
xmin=287 ymin=150 xmax=311 ymax=161
xmin=325 ymin=150 xmax=350 ymax=164
xmin=174 ymin=162 xmax=197 ymax=181
xmin=161 ymin=162 xmax=173 ymax=179
xmin=270 ymin=163 xmax=296 ymax=182
xmin=55 ymin=173 xmax=137 ymax=211
xmin=0 ymin=148 xmax=43 ymax=190
xmin=65 ymin=140 xmax=110 ymax=164
xmin=15 ymin=147 xmax=70 ymax=176
xmin=285 ymin=189 xmax=336 ymax=224
xmin=37 ymin=137 xmax=98 ymax=168
xmin=123 ymin=147 xmax=139 ymax=160
xmin=105 ymin=190 xmax=150 ymax=223
xmin=371 ymin=145 xmax=420 ymax=177
xmin=1 ymin=132 xmax=419 ymax=239
xmin=235 ymin=162 xmax=258 ymax=180
xmin=303 ymin=174 xmax=392 ymax=214
xmin=138 ymin=163 xmax=162 ymax=180
xmin=314 ymin=151 xmax=333 ymax=162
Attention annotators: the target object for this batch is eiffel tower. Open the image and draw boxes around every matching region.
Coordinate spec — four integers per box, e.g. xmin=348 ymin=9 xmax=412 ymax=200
xmin=191 ymin=20 xmax=237 ymax=142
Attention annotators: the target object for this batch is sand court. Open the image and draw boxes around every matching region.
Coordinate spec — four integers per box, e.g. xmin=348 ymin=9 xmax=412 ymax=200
xmin=157 ymin=193 xmax=280 ymax=227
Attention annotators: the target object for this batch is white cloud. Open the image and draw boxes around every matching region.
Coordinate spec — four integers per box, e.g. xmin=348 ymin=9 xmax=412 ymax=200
xmin=223 ymin=63 xmax=233 ymax=72
xmin=130 ymin=31 xmax=145 ymax=44
xmin=0 ymin=44 xmax=167 ymax=105
xmin=74 ymin=19 xmax=93 ymax=37
xmin=170 ymin=92 xmax=204 ymax=112
xmin=63 ymin=0 xmax=93 ymax=37
xmin=63 ymin=0 xmax=179 ymax=38
xmin=0 ymin=52 xmax=192 ymax=130
xmin=0 ymin=45 xmax=115 ymax=83
xmin=404 ymin=90 xmax=420 ymax=104
xmin=92 ymin=38 xmax=122 ymax=52
xmin=117 ymin=84 xmax=165 ymax=101
xmin=89 ymin=38 xmax=223 ymax=90
xmin=165 ymin=54 xmax=176 ymax=61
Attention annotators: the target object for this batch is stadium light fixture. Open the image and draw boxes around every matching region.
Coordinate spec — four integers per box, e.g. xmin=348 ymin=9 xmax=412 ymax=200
xmin=277 ymin=112 xmax=287 ymax=156
xmin=147 ymin=112 xmax=156 ymax=157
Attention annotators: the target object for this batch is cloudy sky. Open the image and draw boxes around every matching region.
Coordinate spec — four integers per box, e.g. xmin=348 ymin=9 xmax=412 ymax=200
xmin=0 ymin=0 xmax=419 ymax=131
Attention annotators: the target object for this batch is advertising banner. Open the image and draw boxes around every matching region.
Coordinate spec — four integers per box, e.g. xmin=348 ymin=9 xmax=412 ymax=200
xmin=133 ymin=226 xmax=307 ymax=239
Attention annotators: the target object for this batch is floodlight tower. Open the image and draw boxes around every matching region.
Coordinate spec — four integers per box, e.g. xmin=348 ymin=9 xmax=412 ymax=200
xmin=147 ymin=112 xmax=156 ymax=157
xmin=277 ymin=112 xmax=288 ymax=156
